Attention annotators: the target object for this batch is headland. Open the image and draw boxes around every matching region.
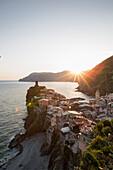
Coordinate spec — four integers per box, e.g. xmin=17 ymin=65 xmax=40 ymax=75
xmin=1 ymin=81 xmax=113 ymax=169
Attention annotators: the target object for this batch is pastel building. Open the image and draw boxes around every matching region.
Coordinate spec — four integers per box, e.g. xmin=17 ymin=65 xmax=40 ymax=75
xmin=40 ymin=88 xmax=47 ymax=98
xmin=39 ymin=99 xmax=48 ymax=107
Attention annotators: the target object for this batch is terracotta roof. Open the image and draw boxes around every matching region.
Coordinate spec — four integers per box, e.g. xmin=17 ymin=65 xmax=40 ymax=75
xmin=79 ymin=141 xmax=87 ymax=152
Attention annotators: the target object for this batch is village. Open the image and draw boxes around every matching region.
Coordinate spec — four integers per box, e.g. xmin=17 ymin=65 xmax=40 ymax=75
xmin=28 ymin=81 xmax=113 ymax=154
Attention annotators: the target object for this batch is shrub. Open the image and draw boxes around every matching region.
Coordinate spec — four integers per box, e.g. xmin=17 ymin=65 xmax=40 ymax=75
xmin=94 ymin=121 xmax=104 ymax=136
xmin=35 ymin=101 xmax=39 ymax=106
xmin=87 ymin=136 xmax=108 ymax=150
xmin=110 ymin=119 xmax=113 ymax=128
xmin=101 ymin=120 xmax=111 ymax=127
xmin=101 ymin=146 xmax=112 ymax=156
xmin=102 ymin=126 xmax=112 ymax=136
xmin=81 ymin=151 xmax=99 ymax=169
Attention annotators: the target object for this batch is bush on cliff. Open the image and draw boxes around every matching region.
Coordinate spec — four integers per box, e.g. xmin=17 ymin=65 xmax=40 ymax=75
xmin=102 ymin=126 xmax=112 ymax=137
xmin=79 ymin=119 xmax=113 ymax=169
xmin=80 ymin=151 xmax=99 ymax=169
xmin=94 ymin=119 xmax=112 ymax=137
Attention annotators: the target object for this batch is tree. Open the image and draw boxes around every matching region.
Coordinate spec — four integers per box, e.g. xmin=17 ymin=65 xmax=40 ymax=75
xmin=102 ymin=126 xmax=112 ymax=137
xmin=101 ymin=120 xmax=111 ymax=127
xmin=87 ymin=136 xmax=108 ymax=151
xmin=94 ymin=121 xmax=104 ymax=136
xmin=80 ymin=151 xmax=99 ymax=169
xmin=111 ymin=119 xmax=113 ymax=128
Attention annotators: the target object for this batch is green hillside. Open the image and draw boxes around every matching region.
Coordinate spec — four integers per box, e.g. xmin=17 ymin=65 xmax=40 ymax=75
xmin=78 ymin=55 xmax=113 ymax=96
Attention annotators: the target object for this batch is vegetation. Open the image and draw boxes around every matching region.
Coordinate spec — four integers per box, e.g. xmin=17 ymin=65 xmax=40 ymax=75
xmin=78 ymin=55 xmax=113 ymax=95
xmin=79 ymin=119 xmax=113 ymax=169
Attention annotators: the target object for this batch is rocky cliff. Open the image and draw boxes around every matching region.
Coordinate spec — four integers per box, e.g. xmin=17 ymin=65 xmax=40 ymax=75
xmin=78 ymin=55 xmax=113 ymax=96
xmin=9 ymin=84 xmax=48 ymax=149
xmin=40 ymin=128 xmax=80 ymax=170
xmin=25 ymin=84 xmax=48 ymax=136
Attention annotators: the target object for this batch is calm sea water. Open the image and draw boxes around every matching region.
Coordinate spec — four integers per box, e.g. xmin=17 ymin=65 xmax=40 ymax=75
xmin=0 ymin=81 xmax=90 ymax=165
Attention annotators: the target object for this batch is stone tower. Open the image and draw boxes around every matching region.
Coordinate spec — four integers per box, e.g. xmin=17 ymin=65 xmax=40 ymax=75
xmin=95 ymin=90 xmax=100 ymax=100
xmin=35 ymin=81 xmax=38 ymax=86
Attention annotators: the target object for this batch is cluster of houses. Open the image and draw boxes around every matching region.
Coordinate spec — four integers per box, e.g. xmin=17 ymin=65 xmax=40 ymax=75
xmin=89 ymin=90 xmax=113 ymax=121
xmin=29 ymin=83 xmax=99 ymax=153
xmin=29 ymin=83 xmax=113 ymax=154
xmin=67 ymin=90 xmax=113 ymax=122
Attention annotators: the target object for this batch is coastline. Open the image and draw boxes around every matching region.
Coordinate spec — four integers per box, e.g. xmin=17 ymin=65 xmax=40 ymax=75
xmin=0 ymin=82 xmax=90 ymax=169
xmin=0 ymin=82 xmax=87 ymax=169
xmin=1 ymin=82 xmax=113 ymax=169
xmin=1 ymin=133 xmax=50 ymax=170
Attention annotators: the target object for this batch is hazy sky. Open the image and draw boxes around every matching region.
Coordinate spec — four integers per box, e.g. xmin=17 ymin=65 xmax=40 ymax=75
xmin=0 ymin=0 xmax=113 ymax=80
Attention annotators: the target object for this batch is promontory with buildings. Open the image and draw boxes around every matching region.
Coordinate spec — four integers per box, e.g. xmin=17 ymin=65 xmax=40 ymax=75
xmin=2 ymin=80 xmax=113 ymax=169
xmin=1 ymin=55 xmax=113 ymax=169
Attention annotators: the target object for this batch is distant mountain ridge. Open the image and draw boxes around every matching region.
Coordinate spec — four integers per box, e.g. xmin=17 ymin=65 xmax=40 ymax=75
xmin=19 ymin=70 xmax=76 ymax=82
xmin=19 ymin=55 xmax=113 ymax=96
xmin=78 ymin=55 xmax=113 ymax=95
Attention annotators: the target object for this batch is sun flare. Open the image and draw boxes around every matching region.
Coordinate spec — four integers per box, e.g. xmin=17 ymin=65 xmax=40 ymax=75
xmin=71 ymin=69 xmax=82 ymax=75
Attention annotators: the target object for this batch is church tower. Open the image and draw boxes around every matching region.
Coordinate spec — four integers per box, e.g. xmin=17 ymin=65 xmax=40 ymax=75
xmin=95 ymin=90 xmax=100 ymax=100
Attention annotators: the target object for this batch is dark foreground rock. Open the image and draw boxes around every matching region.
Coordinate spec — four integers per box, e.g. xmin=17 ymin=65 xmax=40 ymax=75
xmin=8 ymin=134 xmax=25 ymax=149
xmin=41 ymin=129 xmax=81 ymax=170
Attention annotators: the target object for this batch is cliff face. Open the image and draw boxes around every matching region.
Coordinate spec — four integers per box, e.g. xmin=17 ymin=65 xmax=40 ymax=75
xmin=40 ymin=128 xmax=80 ymax=170
xmin=8 ymin=84 xmax=48 ymax=149
xmin=25 ymin=84 xmax=48 ymax=136
xmin=78 ymin=55 xmax=113 ymax=96
xmin=26 ymin=84 xmax=45 ymax=104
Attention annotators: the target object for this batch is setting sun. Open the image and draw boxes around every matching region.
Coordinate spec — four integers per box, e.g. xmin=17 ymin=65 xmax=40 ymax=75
xmin=71 ymin=69 xmax=82 ymax=75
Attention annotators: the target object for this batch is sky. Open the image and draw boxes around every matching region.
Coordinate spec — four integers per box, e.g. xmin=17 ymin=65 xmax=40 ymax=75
xmin=0 ymin=0 xmax=113 ymax=80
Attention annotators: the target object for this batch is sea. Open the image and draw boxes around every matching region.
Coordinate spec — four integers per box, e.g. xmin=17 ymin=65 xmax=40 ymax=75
xmin=0 ymin=81 xmax=90 ymax=166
